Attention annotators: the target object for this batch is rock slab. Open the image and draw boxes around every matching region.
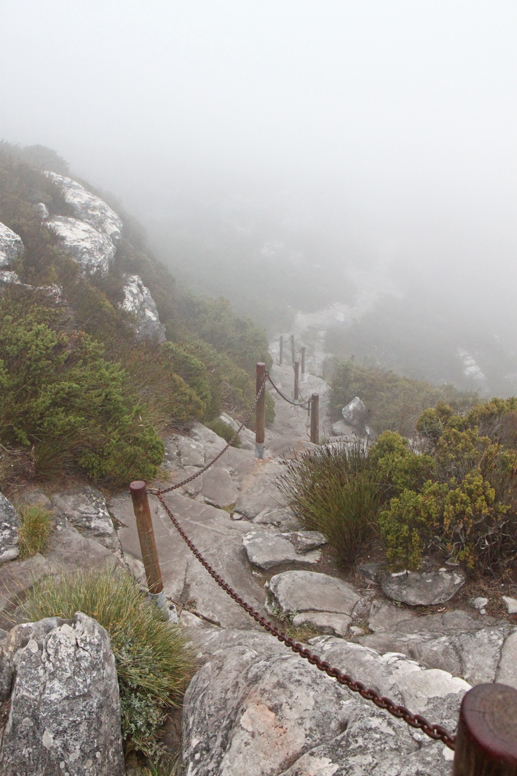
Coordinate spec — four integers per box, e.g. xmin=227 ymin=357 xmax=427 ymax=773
xmin=0 ymin=613 xmax=125 ymax=776
xmin=382 ymin=569 xmax=465 ymax=606
xmin=267 ymin=570 xmax=360 ymax=616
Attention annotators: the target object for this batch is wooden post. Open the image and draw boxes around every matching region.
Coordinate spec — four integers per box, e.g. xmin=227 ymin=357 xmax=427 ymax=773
xmin=255 ymin=362 xmax=266 ymax=459
xmin=310 ymin=393 xmax=319 ymax=444
xmin=290 ymin=334 xmax=295 ymax=364
xmin=279 ymin=335 xmax=283 ymax=365
xmin=301 ymin=346 xmax=306 ymax=382
xmin=294 ymin=361 xmax=299 ymax=401
xmin=453 ymin=683 xmax=517 ymax=776
xmin=129 ymin=481 xmax=163 ymax=595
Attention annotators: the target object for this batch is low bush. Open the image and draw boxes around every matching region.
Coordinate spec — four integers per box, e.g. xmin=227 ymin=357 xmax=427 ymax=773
xmin=0 ymin=291 xmax=164 ymax=486
xmin=330 ymin=360 xmax=476 ymax=437
xmin=277 ymin=443 xmax=380 ymax=568
xmin=21 ymin=569 xmax=193 ymax=758
xmin=376 ymin=399 xmax=517 ymax=574
xmin=17 ymin=505 xmax=53 ymax=558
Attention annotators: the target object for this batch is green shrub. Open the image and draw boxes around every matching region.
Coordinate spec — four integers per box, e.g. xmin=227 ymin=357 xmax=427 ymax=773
xmin=21 ymin=569 xmax=193 ymax=758
xmin=277 ymin=443 xmax=380 ymax=568
xmin=376 ymin=400 xmax=517 ymax=574
xmin=206 ymin=417 xmax=241 ymax=447
xmin=0 ymin=292 xmax=164 ymax=485
xmin=17 ymin=505 xmax=53 ymax=558
xmin=330 ymin=360 xmax=476 ymax=437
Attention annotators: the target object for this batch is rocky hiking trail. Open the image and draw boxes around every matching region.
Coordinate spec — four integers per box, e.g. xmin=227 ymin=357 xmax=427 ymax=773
xmin=2 ymin=361 xmax=517 ymax=775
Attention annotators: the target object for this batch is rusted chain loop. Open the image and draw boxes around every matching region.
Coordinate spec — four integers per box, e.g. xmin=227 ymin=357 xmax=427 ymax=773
xmin=155 ymin=491 xmax=456 ymax=751
xmin=151 ymin=374 xmax=268 ymax=496
xmin=267 ymin=374 xmax=311 ymax=407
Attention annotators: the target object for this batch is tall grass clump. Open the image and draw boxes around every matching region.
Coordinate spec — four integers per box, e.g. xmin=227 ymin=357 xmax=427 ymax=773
xmin=17 ymin=505 xmax=53 ymax=558
xmin=22 ymin=569 xmax=193 ymax=758
xmin=277 ymin=443 xmax=380 ymax=568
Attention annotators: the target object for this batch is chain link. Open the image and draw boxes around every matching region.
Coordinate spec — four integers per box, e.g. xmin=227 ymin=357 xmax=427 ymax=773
xmin=267 ymin=374 xmax=312 ymax=408
xmin=155 ymin=491 xmax=456 ymax=751
xmin=151 ymin=374 xmax=268 ymax=496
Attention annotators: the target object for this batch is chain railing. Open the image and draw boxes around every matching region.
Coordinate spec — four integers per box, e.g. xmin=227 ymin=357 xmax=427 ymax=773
xmin=149 ymin=374 xmax=268 ymax=496
xmin=155 ymin=488 xmax=456 ymax=750
xmin=130 ymin=354 xmax=517 ymax=773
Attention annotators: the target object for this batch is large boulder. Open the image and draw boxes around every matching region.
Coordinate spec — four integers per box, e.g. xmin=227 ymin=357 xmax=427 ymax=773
xmin=120 ymin=273 xmax=166 ymax=342
xmin=182 ymin=629 xmax=465 ymax=776
xmin=341 ymin=396 xmax=370 ymax=435
xmin=0 ymin=492 xmax=20 ymax=564
xmin=47 ymin=216 xmax=116 ymax=274
xmin=0 ymin=613 xmax=125 ymax=776
xmin=0 ymin=222 xmax=24 ymax=269
xmin=45 ymin=172 xmax=122 ymax=242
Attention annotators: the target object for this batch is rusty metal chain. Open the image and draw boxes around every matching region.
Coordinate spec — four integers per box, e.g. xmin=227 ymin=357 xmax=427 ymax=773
xmin=267 ymin=374 xmax=312 ymax=408
xmin=151 ymin=375 xmax=268 ymax=496
xmin=155 ymin=491 xmax=456 ymax=751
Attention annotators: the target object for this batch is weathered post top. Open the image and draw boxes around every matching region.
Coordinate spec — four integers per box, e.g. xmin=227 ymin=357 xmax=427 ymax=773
xmin=453 ymin=683 xmax=517 ymax=776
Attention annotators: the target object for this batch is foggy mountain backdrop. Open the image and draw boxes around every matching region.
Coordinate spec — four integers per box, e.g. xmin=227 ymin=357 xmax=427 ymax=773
xmin=2 ymin=1 xmax=517 ymax=396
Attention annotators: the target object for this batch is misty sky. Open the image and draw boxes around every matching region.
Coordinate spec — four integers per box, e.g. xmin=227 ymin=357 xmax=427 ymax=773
xmin=1 ymin=0 xmax=516 ymax=324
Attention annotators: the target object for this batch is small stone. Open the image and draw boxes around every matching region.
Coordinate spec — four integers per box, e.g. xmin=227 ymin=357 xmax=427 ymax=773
xmin=470 ymin=597 xmax=488 ymax=611
xmin=349 ymin=625 xmax=365 ymax=636
xmin=502 ymin=596 xmax=517 ymax=615
xmin=266 ymin=570 xmax=360 ymax=616
xmin=292 ymin=611 xmax=351 ymax=637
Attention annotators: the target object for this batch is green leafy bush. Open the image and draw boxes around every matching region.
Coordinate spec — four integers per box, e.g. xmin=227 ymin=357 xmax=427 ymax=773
xmin=376 ymin=399 xmax=517 ymax=574
xmin=0 ymin=292 xmax=164 ymax=485
xmin=277 ymin=443 xmax=380 ymax=567
xmin=22 ymin=569 xmax=192 ymax=758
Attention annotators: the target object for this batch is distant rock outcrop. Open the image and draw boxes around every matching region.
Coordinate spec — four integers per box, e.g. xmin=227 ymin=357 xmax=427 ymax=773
xmin=47 ymin=215 xmax=117 ymax=274
xmin=121 ymin=273 xmax=166 ymax=342
xmin=0 ymin=222 xmax=24 ymax=269
xmin=45 ymin=172 xmax=122 ymax=242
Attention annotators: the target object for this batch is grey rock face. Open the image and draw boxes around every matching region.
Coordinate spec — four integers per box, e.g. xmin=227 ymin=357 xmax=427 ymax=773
xmin=292 ymin=610 xmax=352 ymax=636
xmin=182 ymin=629 xmax=464 ymax=776
xmin=45 ymin=172 xmax=123 ymax=242
xmin=200 ymin=467 xmax=238 ymax=508
xmin=0 ymin=222 xmax=24 ymax=268
xmin=342 ymin=396 xmax=368 ymax=432
xmin=52 ymin=486 xmax=118 ymax=551
xmin=121 ymin=273 xmax=166 ymax=342
xmin=47 ymin=216 xmax=117 ymax=274
xmin=0 ymin=613 xmax=125 ymax=776
xmin=267 ymin=570 xmax=360 ymax=616
xmin=234 ymin=460 xmax=286 ymax=520
xmin=381 ymin=568 xmax=465 ymax=606
xmin=0 ymin=270 xmax=21 ymax=289
xmin=0 ymin=493 xmax=20 ymax=564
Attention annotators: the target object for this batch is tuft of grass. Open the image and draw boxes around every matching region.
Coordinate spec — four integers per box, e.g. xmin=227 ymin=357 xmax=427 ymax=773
xmin=277 ymin=443 xmax=380 ymax=569
xmin=21 ymin=569 xmax=193 ymax=758
xmin=18 ymin=505 xmax=53 ymax=559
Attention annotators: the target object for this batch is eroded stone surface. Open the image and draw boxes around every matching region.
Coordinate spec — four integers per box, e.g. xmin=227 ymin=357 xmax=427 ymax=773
xmin=0 ymin=613 xmax=125 ymax=776
xmin=200 ymin=467 xmax=238 ymax=508
xmin=243 ymin=530 xmax=322 ymax=570
xmin=0 ymin=493 xmax=19 ymax=564
xmin=267 ymin=570 xmax=360 ymax=616
xmin=52 ymin=486 xmax=118 ymax=551
xmin=382 ymin=569 xmax=465 ymax=606
xmin=182 ymin=629 xmax=463 ymax=776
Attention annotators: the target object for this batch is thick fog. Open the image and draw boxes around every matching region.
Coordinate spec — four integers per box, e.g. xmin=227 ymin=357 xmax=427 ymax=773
xmin=1 ymin=1 xmax=517 ymax=386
